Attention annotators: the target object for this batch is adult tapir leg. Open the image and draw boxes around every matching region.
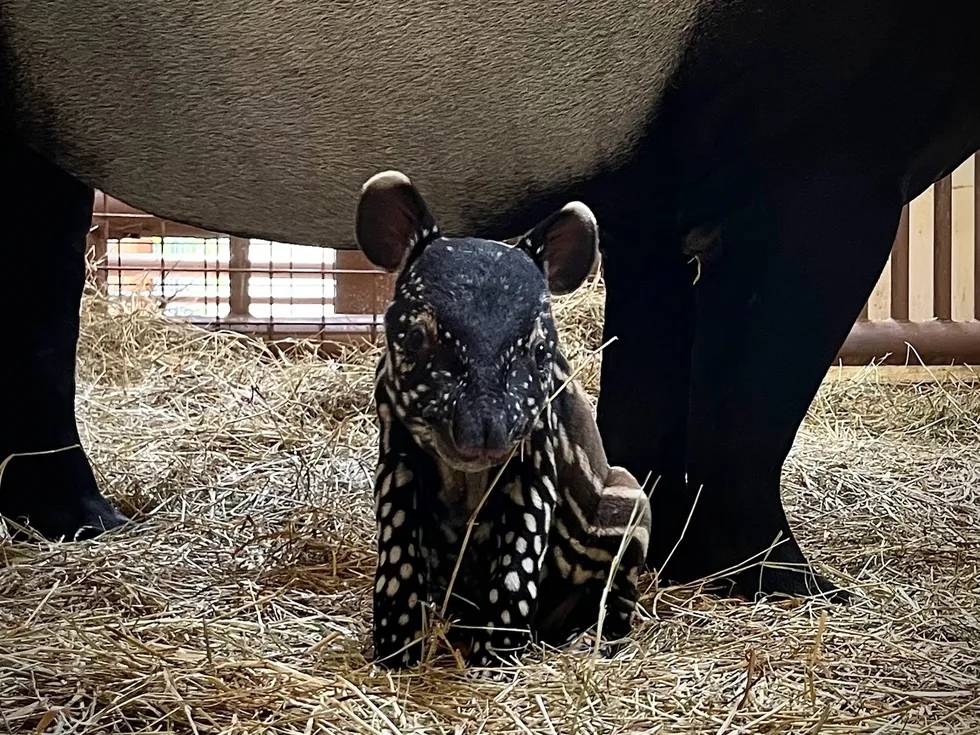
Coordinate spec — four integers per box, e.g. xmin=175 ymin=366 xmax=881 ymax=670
xmin=0 ymin=141 xmax=126 ymax=538
xmin=675 ymin=169 xmax=902 ymax=599
xmin=596 ymin=225 xmax=695 ymax=572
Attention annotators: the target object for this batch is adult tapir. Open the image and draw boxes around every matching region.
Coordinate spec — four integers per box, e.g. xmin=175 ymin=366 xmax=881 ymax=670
xmin=1 ymin=1 xmax=978 ymax=600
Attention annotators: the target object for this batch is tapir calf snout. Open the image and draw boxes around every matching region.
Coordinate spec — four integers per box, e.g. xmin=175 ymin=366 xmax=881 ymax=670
xmin=450 ymin=397 xmax=515 ymax=463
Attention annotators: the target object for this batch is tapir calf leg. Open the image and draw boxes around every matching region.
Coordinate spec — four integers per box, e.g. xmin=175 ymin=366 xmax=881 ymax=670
xmin=0 ymin=141 xmax=126 ymax=539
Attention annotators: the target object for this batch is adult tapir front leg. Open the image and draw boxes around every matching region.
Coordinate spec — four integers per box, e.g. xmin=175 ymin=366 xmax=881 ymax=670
xmin=679 ymin=170 xmax=903 ymax=600
xmin=0 ymin=142 xmax=126 ymax=539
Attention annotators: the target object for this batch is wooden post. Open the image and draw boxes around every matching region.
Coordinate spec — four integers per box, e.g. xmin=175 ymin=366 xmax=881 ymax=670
xmin=87 ymin=192 xmax=109 ymax=295
xmin=933 ymin=175 xmax=953 ymax=320
xmin=334 ymin=250 xmax=394 ymax=316
xmin=890 ymin=205 xmax=910 ymax=320
xmin=89 ymin=224 xmax=109 ymax=295
xmin=228 ymin=236 xmax=251 ymax=319
xmin=975 ymin=152 xmax=980 ymax=320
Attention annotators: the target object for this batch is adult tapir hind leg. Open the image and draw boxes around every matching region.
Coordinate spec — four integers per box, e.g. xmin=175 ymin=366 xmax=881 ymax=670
xmin=0 ymin=141 xmax=126 ymax=539
xmin=673 ymin=169 xmax=902 ymax=600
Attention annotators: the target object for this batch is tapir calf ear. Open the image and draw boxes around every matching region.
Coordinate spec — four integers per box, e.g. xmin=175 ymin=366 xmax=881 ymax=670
xmin=355 ymin=171 xmax=439 ymax=272
xmin=517 ymin=202 xmax=598 ymax=294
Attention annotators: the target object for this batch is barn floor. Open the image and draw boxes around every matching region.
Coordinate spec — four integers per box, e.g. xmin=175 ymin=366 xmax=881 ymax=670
xmin=2 ymin=285 xmax=978 ymax=734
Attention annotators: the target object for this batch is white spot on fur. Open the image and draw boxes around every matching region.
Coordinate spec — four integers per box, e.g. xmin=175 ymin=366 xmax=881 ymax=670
xmin=523 ymin=513 xmax=537 ymax=533
xmin=393 ymin=465 xmax=413 ymax=487
xmin=529 ymin=488 xmax=543 ymax=509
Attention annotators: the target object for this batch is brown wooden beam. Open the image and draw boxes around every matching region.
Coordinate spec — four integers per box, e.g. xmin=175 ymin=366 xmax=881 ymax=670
xmin=333 ymin=250 xmax=394 ymax=315
xmin=228 ymin=237 xmax=252 ymax=317
xmin=890 ymin=205 xmax=910 ymax=320
xmin=975 ymin=152 xmax=980 ymax=319
xmin=838 ymin=319 xmax=980 ymax=365
xmin=87 ymin=229 xmax=109 ymax=295
xmin=933 ymin=175 xmax=953 ymax=320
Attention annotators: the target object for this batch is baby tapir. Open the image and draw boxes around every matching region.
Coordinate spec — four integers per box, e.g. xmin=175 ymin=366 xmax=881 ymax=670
xmin=356 ymin=171 xmax=651 ymax=669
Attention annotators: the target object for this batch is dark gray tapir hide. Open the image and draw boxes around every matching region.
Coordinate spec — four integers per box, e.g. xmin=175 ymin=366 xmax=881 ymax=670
xmin=1 ymin=1 xmax=979 ymax=600
xmin=1 ymin=0 xmax=696 ymax=246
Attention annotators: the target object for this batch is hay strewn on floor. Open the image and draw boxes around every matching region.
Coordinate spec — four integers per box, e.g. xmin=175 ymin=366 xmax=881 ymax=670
xmin=2 ymin=283 xmax=979 ymax=734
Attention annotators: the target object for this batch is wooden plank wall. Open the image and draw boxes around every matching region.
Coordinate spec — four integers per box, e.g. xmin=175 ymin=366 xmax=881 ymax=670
xmin=865 ymin=154 xmax=976 ymax=322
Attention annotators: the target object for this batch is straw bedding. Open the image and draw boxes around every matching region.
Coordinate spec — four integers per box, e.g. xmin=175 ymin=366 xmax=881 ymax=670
xmin=1 ymin=282 xmax=978 ymax=734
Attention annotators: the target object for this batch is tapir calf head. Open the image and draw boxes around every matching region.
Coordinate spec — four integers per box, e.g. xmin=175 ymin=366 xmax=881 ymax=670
xmin=356 ymin=171 xmax=598 ymax=471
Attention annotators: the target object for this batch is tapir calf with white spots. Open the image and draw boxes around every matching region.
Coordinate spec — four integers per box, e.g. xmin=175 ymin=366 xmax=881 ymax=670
xmin=356 ymin=171 xmax=651 ymax=669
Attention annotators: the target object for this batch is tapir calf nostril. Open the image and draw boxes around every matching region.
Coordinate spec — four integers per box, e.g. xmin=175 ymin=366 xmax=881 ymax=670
xmin=482 ymin=415 xmax=509 ymax=453
xmin=452 ymin=408 xmax=511 ymax=459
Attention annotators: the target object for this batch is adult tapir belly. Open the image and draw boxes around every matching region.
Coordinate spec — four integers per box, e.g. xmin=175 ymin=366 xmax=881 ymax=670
xmin=2 ymin=1 xmax=979 ymax=246
xmin=0 ymin=0 xmax=698 ymax=245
